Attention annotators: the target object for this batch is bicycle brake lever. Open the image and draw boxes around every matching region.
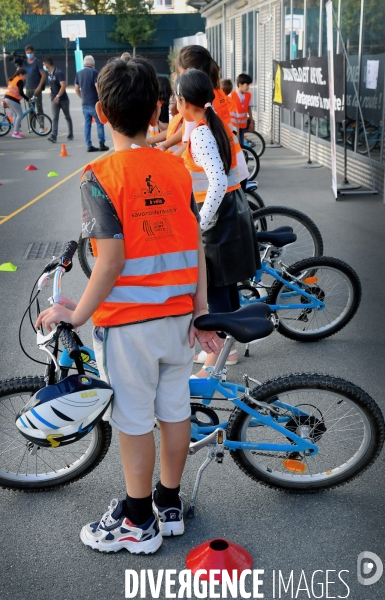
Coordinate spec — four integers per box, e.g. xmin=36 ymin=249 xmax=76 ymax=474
xmin=36 ymin=325 xmax=57 ymax=347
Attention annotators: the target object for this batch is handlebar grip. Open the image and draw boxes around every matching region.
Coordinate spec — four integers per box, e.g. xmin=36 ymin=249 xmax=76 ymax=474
xmin=59 ymin=325 xmax=81 ymax=360
xmin=61 ymin=240 xmax=78 ymax=264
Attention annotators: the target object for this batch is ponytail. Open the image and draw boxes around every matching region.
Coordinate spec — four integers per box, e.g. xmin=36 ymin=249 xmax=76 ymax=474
xmin=205 ymin=106 xmax=231 ymax=174
xmin=176 ymin=69 xmax=232 ymax=174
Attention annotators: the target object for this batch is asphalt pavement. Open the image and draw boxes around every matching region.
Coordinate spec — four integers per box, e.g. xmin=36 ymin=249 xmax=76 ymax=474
xmin=1 ymin=90 xmax=385 ymax=600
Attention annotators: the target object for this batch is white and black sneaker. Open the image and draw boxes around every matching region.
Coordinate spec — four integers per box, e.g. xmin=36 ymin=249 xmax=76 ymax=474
xmin=80 ymin=498 xmax=162 ymax=554
xmin=152 ymin=496 xmax=184 ymax=537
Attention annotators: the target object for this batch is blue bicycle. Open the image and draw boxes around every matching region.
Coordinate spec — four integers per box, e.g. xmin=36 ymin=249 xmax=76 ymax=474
xmin=0 ymin=241 xmax=381 ymax=506
xmin=237 ymin=227 xmax=361 ymax=342
xmin=0 ymin=97 xmax=52 ymax=137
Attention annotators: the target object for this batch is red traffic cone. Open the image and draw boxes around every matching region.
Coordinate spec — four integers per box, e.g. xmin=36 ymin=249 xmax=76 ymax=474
xmin=25 ymin=165 xmax=38 ymax=171
xmin=60 ymin=144 xmax=68 ymax=157
xmin=186 ymin=539 xmax=253 ymax=581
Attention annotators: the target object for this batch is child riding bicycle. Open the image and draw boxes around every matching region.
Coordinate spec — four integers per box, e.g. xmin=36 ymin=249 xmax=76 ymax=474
xmin=4 ymin=67 xmax=29 ymax=139
xmin=36 ymin=57 xmax=222 ymax=555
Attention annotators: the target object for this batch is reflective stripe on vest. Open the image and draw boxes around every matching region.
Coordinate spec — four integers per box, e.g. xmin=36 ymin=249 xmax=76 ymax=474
xmin=121 ymin=249 xmax=198 ymax=277
xmin=231 ymin=91 xmax=251 ymax=129
xmin=86 ymin=148 xmax=198 ymax=327
xmin=6 ymin=76 xmax=23 ymax=101
xmin=106 ymin=283 xmax=197 ymax=304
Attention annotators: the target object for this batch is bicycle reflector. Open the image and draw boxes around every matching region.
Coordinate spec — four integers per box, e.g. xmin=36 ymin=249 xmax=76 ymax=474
xmin=303 ymin=277 xmax=319 ymax=285
xmin=282 ymin=459 xmax=307 ymax=473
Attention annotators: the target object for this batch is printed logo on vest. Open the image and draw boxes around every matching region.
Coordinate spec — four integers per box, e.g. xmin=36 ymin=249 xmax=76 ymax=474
xmin=141 ymin=175 xmax=163 ymax=198
xmin=143 ymin=217 xmax=173 ymax=238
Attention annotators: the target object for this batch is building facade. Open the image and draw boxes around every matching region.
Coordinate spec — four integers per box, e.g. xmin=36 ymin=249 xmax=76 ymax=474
xmin=197 ymin=0 xmax=385 ymax=197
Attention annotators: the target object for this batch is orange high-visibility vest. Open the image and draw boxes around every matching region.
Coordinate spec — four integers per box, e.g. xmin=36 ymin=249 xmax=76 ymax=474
xmin=86 ymin=148 xmax=199 ymax=327
xmin=231 ymin=91 xmax=251 ymax=129
xmin=214 ymin=88 xmax=242 ymax=154
xmin=166 ymin=113 xmax=183 ymax=152
xmin=6 ymin=75 xmax=24 ymax=101
xmin=226 ymin=95 xmax=238 ymax=132
xmin=182 ymin=119 xmax=240 ymax=204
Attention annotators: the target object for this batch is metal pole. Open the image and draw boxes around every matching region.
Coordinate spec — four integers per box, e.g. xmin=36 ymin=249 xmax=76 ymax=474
xmin=307 ymin=115 xmax=312 ymax=163
xmin=65 ymin=38 xmax=68 ymax=85
xmin=342 ymin=52 xmax=349 ymax=184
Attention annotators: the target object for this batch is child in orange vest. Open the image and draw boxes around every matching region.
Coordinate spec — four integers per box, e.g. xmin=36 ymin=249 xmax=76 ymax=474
xmin=231 ymin=73 xmax=255 ymax=145
xmin=36 ymin=57 xmax=221 ymax=555
xmin=220 ymin=78 xmax=239 ymax=134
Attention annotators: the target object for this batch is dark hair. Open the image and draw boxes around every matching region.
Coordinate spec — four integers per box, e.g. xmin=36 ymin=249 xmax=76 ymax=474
xmin=98 ymin=57 xmax=158 ymax=138
xmin=9 ymin=67 xmax=27 ymax=82
xmin=220 ymin=78 xmax=233 ymax=95
xmin=237 ymin=73 xmax=252 ymax=86
xmin=43 ymin=57 xmax=54 ymax=66
xmin=25 ymin=45 xmax=34 ymax=52
xmin=157 ymin=75 xmax=172 ymax=104
xmin=176 ymin=69 xmax=231 ymax=174
xmin=178 ymin=45 xmax=220 ymax=90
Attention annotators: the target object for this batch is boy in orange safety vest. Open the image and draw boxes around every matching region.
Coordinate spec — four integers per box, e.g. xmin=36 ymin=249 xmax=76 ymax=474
xmin=36 ymin=57 xmax=222 ymax=555
xmin=231 ymin=73 xmax=255 ymax=145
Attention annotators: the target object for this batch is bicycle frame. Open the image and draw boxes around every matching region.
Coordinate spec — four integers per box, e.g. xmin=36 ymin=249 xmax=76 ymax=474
xmin=59 ymin=336 xmax=318 ymax=457
xmin=239 ymin=260 xmax=325 ymax=312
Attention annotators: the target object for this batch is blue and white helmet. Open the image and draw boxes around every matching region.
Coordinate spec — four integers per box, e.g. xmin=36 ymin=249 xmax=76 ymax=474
xmin=16 ymin=374 xmax=113 ymax=447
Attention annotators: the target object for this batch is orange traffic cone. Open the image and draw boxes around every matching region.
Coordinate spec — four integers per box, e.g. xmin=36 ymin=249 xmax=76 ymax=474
xmin=60 ymin=144 xmax=68 ymax=157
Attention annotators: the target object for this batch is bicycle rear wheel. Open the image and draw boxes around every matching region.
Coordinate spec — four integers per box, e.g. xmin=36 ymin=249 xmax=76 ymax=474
xmin=78 ymin=234 xmax=95 ymax=278
xmin=30 ymin=113 xmax=52 ymax=136
xmin=242 ymin=144 xmax=260 ymax=180
xmin=227 ymin=374 xmax=384 ymax=492
xmin=267 ymin=256 xmax=361 ymax=341
xmin=0 ymin=112 xmax=11 ymax=136
xmin=243 ymin=131 xmax=266 ymax=157
xmin=245 ymin=188 xmax=265 ymax=212
xmin=0 ymin=376 xmax=112 ymax=491
xmin=253 ymin=206 xmax=324 ymax=263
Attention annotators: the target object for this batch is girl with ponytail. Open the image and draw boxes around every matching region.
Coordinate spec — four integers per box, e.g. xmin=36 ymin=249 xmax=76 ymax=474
xmin=176 ymin=69 xmax=260 ymax=377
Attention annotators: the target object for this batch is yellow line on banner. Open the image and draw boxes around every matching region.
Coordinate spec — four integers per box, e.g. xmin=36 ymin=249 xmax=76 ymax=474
xmin=0 ymin=149 xmax=113 ymax=226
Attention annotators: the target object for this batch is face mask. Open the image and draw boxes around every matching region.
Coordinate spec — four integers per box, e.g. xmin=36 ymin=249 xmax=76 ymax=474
xmin=26 ymin=53 xmax=34 ymax=59
xmin=43 ymin=66 xmax=49 ymax=72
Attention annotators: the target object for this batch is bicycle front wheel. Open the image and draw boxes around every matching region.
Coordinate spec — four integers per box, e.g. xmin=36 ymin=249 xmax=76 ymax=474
xmin=0 ymin=112 xmax=11 ymax=136
xmin=0 ymin=376 xmax=112 ymax=491
xmin=31 ymin=113 xmax=52 ymax=136
xmin=242 ymin=144 xmax=260 ymax=180
xmin=227 ymin=374 xmax=384 ymax=492
xmin=243 ymin=131 xmax=266 ymax=157
xmin=253 ymin=206 xmax=324 ymax=263
xmin=78 ymin=234 xmax=95 ymax=278
xmin=267 ymin=256 xmax=361 ymax=341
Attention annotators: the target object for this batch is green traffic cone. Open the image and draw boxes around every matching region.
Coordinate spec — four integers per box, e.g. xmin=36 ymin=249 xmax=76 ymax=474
xmin=0 ymin=262 xmax=17 ymax=272
xmin=47 ymin=171 xmax=59 ymax=178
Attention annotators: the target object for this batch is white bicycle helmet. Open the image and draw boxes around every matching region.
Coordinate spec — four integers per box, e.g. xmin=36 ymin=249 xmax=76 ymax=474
xmin=16 ymin=374 xmax=113 ymax=447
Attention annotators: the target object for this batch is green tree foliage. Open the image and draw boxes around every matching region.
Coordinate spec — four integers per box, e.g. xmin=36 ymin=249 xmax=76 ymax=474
xmin=58 ymin=0 xmax=111 ymax=14
xmin=111 ymin=0 xmax=158 ymax=57
xmin=0 ymin=0 xmax=29 ymax=80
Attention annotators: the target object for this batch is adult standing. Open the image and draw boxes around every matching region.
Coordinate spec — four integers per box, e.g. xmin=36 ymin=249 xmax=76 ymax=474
xmin=43 ymin=57 xmax=73 ymax=144
xmin=24 ymin=44 xmax=46 ymax=115
xmin=74 ymin=56 xmax=109 ymax=152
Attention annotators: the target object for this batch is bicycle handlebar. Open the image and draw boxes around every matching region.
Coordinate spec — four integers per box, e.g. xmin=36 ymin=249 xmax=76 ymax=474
xmin=58 ymin=323 xmax=81 ymax=360
xmin=43 ymin=240 xmax=78 ymax=273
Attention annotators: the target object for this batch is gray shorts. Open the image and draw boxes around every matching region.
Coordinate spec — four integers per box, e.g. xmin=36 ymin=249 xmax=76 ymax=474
xmin=93 ymin=314 xmax=194 ymax=435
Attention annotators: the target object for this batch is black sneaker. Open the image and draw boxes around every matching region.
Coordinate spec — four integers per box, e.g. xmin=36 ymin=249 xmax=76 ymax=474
xmin=152 ymin=496 xmax=184 ymax=536
xmin=99 ymin=143 xmax=110 ymax=151
xmin=80 ymin=498 xmax=162 ymax=554
xmin=67 ymin=134 xmax=74 ymax=140
xmin=87 ymin=145 xmax=98 ymax=152
xmin=47 ymin=136 xmax=57 ymax=143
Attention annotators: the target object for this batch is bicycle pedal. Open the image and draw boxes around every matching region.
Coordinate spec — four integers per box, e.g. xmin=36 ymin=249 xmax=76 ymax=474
xmin=215 ymin=429 xmax=226 ymax=463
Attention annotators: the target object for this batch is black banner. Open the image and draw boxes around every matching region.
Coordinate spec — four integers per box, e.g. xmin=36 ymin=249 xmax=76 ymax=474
xmin=273 ymin=55 xmax=344 ymax=119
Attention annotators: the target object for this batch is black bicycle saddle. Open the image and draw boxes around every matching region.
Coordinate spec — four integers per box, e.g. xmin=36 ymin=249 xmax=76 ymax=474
xmin=194 ymin=303 xmax=274 ymax=344
xmin=257 ymin=230 xmax=297 ymax=247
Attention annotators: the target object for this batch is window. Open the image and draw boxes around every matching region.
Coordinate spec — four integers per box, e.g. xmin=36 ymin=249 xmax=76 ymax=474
xmin=153 ymin=0 xmax=173 ymax=6
xmin=207 ymin=24 xmax=223 ymax=69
